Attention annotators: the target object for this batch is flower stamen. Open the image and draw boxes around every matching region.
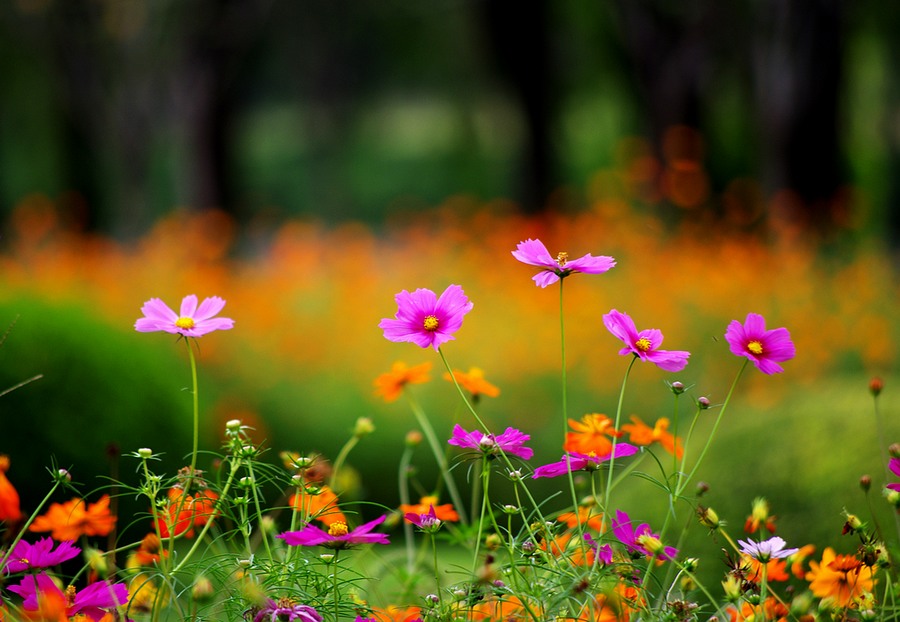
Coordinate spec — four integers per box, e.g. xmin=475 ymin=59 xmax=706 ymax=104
xmin=556 ymin=251 xmax=568 ymax=266
xmin=327 ymin=522 xmax=349 ymax=537
xmin=635 ymin=337 xmax=652 ymax=352
xmin=423 ymin=315 xmax=439 ymax=331
xmin=175 ymin=317 xmax=196 ymax=330
xmin=747 ymin=340 xmax=764 ymax=355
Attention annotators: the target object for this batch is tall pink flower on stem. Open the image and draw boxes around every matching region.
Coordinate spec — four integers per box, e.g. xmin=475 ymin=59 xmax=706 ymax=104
xmin=603 ymin=309 xmax=690 ymax=372
xmin=532 ymin=444 xmax=639 ymax=478
xmin=277 ymin=515 xmax=390 ymax=550
xmin=610 ymin=509 xmax=678 ymax=561
xmin=379 ymin=285 xmax=473 ymax=351
xmin=8 ymin=572 xmax=128 ymax=620
xmin=725 ymin=313 xmax=795 ymax=374
xmin=512 ymin=238 xmax=616 ymax=287
xmin=135 ymin=295 xmax=234 ymax=337
xmin=2 ymin=537 xmax=80 ymax=573
xmin=448 ymin=424 xmax=533 ymax=460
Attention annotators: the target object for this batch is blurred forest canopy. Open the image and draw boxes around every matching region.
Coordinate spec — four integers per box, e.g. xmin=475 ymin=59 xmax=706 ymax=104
xmin=1 ymin=0 xmax=899 ymax=240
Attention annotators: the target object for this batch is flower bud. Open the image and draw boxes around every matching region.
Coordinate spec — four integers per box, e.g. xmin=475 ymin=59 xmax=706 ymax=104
xmin=670 ymin=381 xmax=685 ymax=395
xmin=502 ymin=505 xmax=519 ymax=515
xmin=137 ymin=448 xmax=153 ymax=459
xmin=319 ymin=554 xmax=335 ymax=564
xmin=192 ymin=575 xmax=215 ymax=603
xmin=484 ymin=533 xmax=502 ymax=550
xmin=226 ymin=419 xmax=242 ymax=432
xmin=55 ymin=469 xmax=72 ymax=484
xmin=890 ymin=444 xmax=900 ymax=459
xmin=354 ymin=417 xmax=375 ymax=438
xmin=405 ymin=430 xmax=423 ymax=447
xmin=696 ymin=481 xmax=710 ymax=496
xmin=697 ymin=505 xmax=721 ymax=530
xmin=860 ymin=475 xmax=872 ymax=492
xmin=507 ymin=470 xmax=523 ymax=482
xmin=870 ymin=377 xmax=884 ymax=397
xmin=425 ymin=594 xmax=439 ymax=605
xmin=697 ymin=397 xmax=711 ymax=410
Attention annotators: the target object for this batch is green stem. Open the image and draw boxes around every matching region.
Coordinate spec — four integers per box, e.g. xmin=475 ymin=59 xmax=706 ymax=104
xmin=678 ymin=359 xmax=749 ymax=496
xmin=247 ymin=461 xmax=274 ymax=562
xmin=332 ymin=552 xmax=341 ymax=622
xmin=0 ymin=480 xmax=61 ymax=570
xmin=398 ymin=445 xmax=416 ymax=576
xmin=405 ymin=393 xmax=469 ymax=525
xmin=329 ymin=435 xmax=360 ymax=492
xmin=185 ymin=339 xmax=200 ymax=480
xmin=602 ymin=356 xmax=638 ymax=518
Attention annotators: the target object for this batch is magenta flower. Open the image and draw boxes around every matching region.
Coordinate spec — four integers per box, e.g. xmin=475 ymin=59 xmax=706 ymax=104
xmin=532 ymin=444 xmax=639 ymax=478
xmin=603 ymin=309 xmax=690 ymax=372
xmin=277 ymin=515 xmax=390 ymax=550
xmin=252 ymin=598 xmax=322 ymax=622
xmin=737 ymin=536 xmax=799 ymax=562
xmin=512 ymin=238 xmax=616 ymax=287
xmin=583 ymin=534 xmax=614 ymax=565
xmin=2 ymin=537 xmax=80 ymax=573
xmin=888 ymin=457 xmax=900 ymax=492
xmin=610 ymin=509 xmax=677 ymax=560
xmin=135 ymin=295 xmax=234 ymax=337
xmin=725 ymin=313 xmax=795 ymax=374
xmin=379 ymin=285 xmax=473 ymax=351
xmin=8 ymin=572 xmax=128 ymax=619
xmin=448 ymin=424 xmax=533 ymax=460
xmin=404 ymin=505 xmax=444 ymax=533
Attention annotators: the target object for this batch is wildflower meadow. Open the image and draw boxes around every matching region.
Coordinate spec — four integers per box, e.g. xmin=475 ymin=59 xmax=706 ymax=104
xmin=0 ymin=197 xmax=899 ymax=621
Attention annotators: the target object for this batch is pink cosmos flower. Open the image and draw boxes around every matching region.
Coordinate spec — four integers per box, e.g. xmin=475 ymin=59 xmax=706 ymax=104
xmin=583 ymin=534 xmax=614 ymax=565
xmin=512 ymin=238 xmax=616 ymax=287
xmin=379 ymin=285 xmax=473 ymax=351
xmin=887 ymin=457 xmax=900 ymax=492
xmin=277 ymin=515 xmax=390 ymax=549
xmin=725 ymin=313 xmax=795 ymax=374
xmin=8 ymin=572 xmax=128 ymax=619
xmin=603 ymin=309 xmax=690 ymax=372
xmin=403 ymin=505 xmax=443 ymax=533
xmin=447 ymin=424 xmax=533 ymax=460
xmin=135 ymin=295 xmax=234 ymax=337
xmin=610 ymin=509 xmax=677 ymax=560
xmin=531 ymin=444 xmax=639 ymax=478
xmin=252 ymin=599 xmax=322 ymax=622
xmin=2 ymin=537 xmax=80 ymax=573
xmin=737 ymin=536 xmax=799 ymax=562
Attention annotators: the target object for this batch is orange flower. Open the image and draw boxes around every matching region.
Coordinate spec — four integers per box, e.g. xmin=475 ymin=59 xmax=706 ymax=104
xmin=30 ymin=495 xmax=116 ymax=541
xmin=443 ymin=367 xmax=500 ymax=399
xmin=742 ymin=555 xmax=790 ymax=583
xmin=398 ymin=495 xmax=459 ymax=522
xmin=744 ymin=497 xmax=777 ymax=534
xmin=290 ymin=485 xmax=346 ymax=526
xmin=368 ymin=605 xmax=422 ymax=622
xmin=806 ymin=547 xmax=875 ymax=608
xmin=156 ymin=488 xmax=219 ymax=538
xmin=557 ymin=506 xmax=604 ymax=532
xmin=373 ymin=361 xmax=431 ymax=402
xmin=563 ymin=414 xmax=621 ymax=455
xmin=0 ymin=455 xmax=22 ymax=523
xmin=790 ymin=543 xmax=816 ymax=579
xmin=726 ymin=597 xmax=788 ymax=622
xmin=127 ymin=533 xmax=167 ymax=568
xmin=620 ymin=415 xmax=683 ymax=458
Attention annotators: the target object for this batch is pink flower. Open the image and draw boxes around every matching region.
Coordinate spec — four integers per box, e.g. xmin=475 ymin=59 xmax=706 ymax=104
xmin=2 ymin=537 xmax=80 ymax=573
xmin=610 ymin=509 xmax=677 ymax=560
xmin=135 ymin=295 xmax=234 ymax=337
xmin=379 ymin=285 xmax=473 ymax=351
xmin=9 ymin=572 xmax=128 ymax=619
xmin=887 ymin=457 xmax=900 ymax=492
xmin=603 ymin=309 xmax=690 ymax=372
xmin=403 ymin=505 xmax=443 ymax=533
xmin=531 ymin=444 xmax=639 ymax=478
xmin=725 ymin=313 xmax=795 ymax=374
xmin=277 ymin=515 xmax=390 ymax=549
xmin=252 ymin=599 xmax=322 ymax=622
xmin=448 ymin=424 xmax=533 ymax=460
xmin=512 ymin=238 xmax=616 ymax=287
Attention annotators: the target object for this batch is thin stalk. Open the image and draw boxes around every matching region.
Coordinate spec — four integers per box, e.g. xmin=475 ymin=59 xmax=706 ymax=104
xmin=184 ymin=339 xmax=200 ymax=481
xmin=405 ymin=393 xmax=469 ymax=525
xmin=602 ymin=356 xmax=638 ymax=517
xmin=398 ymin=445 xmax=416 ymax=576
xmin=0 ymin=480 xmax=61 ymax=570
xmin=247 ymin=461 xmax=274 ymax=562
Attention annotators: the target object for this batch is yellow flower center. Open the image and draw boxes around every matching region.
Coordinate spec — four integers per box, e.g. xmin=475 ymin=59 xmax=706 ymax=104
xmin=747 ymin=340 xmax=764 ymax=355
xmin=636 ymin=534 xmax=664 ymax=555
xmin=423 ymin=315 xmax=439 ymax=331
xmin=635 ymin=337 xmax=652 ymax=352
xmin=328 ymin=521 xmax=349 ymax=537
xmin=556 ymin=251 xmax=568 ymax=266
xmin=175 ymin=317 xmax=196 ymax=330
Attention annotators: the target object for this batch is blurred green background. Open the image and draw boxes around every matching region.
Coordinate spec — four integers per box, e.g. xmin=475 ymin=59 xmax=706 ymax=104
xmin=0 ymin=0 xmax=899 ymax=580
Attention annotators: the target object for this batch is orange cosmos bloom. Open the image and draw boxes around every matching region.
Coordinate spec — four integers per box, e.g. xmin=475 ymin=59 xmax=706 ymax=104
xmin=30 ymin=495 xmax=116 ymax=541
xmin=726 ymin=597 xmax=789 ymax=622
xmin=745 ymin=497 xmax=777 ymax=534
xmin=558 ymin=506 xmax=604 ymax=532
xmin=806 ymin=547 xmax=875 ymax=607
xmin=620 ymin=415 xmax=683 ymax=458
xmin=563 ymin=414 xmax=621 ymax=455
xmin=443 ymin=367 xmax=500 ymax=399
xmin=742 ymin=555 xmax=790 ymax=582
xmin=368 ymin=605 xmax=423 ymax=621
xmin=290 ymin=485 xmax=346 ymax=526
xmin=373 ymin=361 xmax=431 ymax=402
xmin=156 ymin=488 xmax=219 ymax=538
xmin=0 ymin=455 xmax=22 ymax=523
xmin=398 ymin=495 xmax=459 ymax=522
xmin=789 ymin=543 xmax=816 ymax=579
